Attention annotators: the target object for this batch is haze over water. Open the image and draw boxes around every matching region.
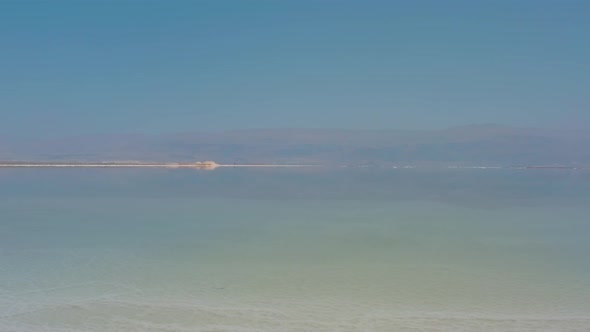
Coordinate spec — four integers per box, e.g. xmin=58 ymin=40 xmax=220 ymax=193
xmin=1 ymin=168 xmax=589 ymax=331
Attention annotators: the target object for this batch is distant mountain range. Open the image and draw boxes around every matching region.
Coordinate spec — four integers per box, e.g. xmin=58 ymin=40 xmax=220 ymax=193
xmin=2 ymin=125 xmax=589 ymax=166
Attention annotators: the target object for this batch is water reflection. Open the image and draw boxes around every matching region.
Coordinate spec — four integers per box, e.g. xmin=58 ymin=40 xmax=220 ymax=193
xmin=0 ymin=168 xmax=588 ymax=208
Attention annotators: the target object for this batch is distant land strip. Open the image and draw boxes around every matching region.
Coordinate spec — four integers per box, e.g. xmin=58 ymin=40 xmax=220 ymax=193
xmin=0 ymin=161 xmax=319 ymax=170
xmin=0 ymin=161 xmax=587 ymax=170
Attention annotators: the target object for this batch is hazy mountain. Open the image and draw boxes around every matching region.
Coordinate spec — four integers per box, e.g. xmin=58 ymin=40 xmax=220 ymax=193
xmin=1 ymin=125 xmax=589 ymax=166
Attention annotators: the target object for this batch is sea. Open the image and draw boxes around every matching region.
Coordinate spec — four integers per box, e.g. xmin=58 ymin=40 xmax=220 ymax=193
xmin=1 ymin=167 xmax=589 ymax=331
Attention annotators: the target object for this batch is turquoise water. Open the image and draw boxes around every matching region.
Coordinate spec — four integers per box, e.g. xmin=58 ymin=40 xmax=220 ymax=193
xmin=1 ymin=168 xmax=590 ymax=331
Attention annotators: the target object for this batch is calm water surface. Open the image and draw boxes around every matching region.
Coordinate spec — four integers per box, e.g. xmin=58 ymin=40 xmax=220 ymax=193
xmin=1 ymin=168 xmax=589 ymax=331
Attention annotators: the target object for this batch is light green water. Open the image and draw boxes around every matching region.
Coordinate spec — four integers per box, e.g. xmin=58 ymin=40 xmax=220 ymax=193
xmin=1 ymin=168 xmax=589 ymax=331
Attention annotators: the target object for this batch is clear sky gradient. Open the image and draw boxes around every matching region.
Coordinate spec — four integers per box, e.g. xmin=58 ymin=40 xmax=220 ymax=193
xmin=1 ymin=0 xmax=589 ymax=137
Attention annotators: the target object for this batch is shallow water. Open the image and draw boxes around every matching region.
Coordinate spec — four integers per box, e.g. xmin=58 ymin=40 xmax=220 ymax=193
xmin=1 ymin=168 xmax=589 ymax=331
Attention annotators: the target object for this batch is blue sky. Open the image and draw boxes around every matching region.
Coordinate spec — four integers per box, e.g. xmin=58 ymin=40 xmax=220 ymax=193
xmin=1 ymin=0 xmax=589 ymax=137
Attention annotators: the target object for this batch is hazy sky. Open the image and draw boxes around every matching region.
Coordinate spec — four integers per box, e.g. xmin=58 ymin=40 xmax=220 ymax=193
xmin=1 ymin=0 xmax=589 ymax=137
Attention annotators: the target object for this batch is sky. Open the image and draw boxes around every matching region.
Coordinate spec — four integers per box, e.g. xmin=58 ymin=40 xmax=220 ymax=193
xmin=1 ymin=0 xmax=589 ymax=137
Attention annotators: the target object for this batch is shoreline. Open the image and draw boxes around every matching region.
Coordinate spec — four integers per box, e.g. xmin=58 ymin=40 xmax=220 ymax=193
xmin=0 ymin=162 xmax=319 ymax=169
xmin=0 ymin=163 xmax=586 ymax=170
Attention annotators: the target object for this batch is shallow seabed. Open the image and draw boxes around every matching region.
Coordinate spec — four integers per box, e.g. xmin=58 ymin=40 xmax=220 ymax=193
xmin=1 ymin=168 xmax=589 ymax=331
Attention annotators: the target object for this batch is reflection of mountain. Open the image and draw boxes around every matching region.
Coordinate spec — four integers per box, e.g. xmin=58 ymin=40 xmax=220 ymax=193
xmin=1 ymin=167 xmax=587 ymax=209
xmin=2 ymin=125 xmax=589 ymax=166
xmin=198 ymin=168 xmax=590 ymax=209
